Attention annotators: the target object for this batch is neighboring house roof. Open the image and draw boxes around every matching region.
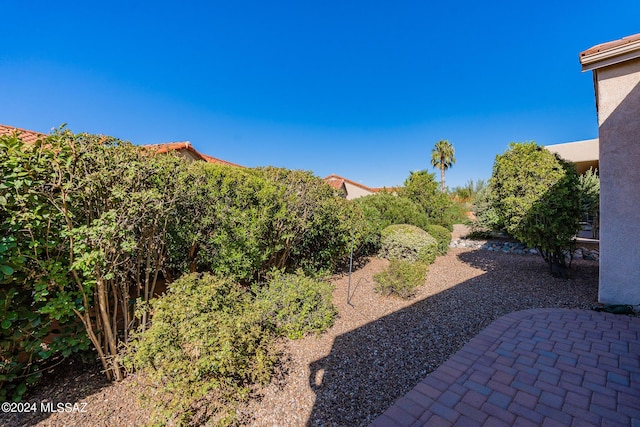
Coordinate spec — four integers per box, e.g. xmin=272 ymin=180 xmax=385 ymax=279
xmin=143 ymin=141 xmax=207 ymax=161
xmin=325 ymin=177 xmax=346 ymax=190
xmin=143 ymin=142 xmax=244 ymax=167
xmin=200 ymin=153 xmax=244 ymax=168
xmin=0 ymin=124 xmax=45 ymax=144
xmin=324 ymin=174 xmax=376 ymax=193
xmin=580 ymin=33 xmax=640 ymax=71
xmin=545 ymin=138 xmax=599 ymax=174
xmin=1 ymin=124 xmax=243 ymax=168
xmin=323 ymin=174 xmax=381 ymax=200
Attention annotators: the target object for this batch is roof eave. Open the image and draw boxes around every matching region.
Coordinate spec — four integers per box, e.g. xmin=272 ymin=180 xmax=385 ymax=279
xmin=580 ymin=39 xmax=640 ymax=72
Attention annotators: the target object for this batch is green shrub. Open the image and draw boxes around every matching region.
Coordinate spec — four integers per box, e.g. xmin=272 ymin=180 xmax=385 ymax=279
xmin=471 ymin=184 xmax=503 ymax=234
xmin=255 ymin=270 xmax=337 ymax=339
xmin=491 ymin=142 xmax=581 ymax=275
xmin=400 ymin=170 xmax=458 ymax=230
xmin=353 ymin=193 xmax=431 ymax=255
xmin=124 ymin=273 xmax=278 ymax=426
xmin=426 ymin=224 xmax=451 ymax=255
xmin=374 ymin=260 xmax=428 ymax=299
xmin=169 ymin=165 xmax=358 ymax=282
xmin=379 ymin=224 xmax=437 ymax=264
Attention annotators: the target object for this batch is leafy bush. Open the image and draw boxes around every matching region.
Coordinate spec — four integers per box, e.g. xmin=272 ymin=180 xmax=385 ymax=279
xmin=471 ymin=184 xmax=503 ymax=234
xmin=353 ymin=193 xmax=430 ymax=255
xmin=491 ymin=142 xmax=581 ymax=275
xmin=399 ymin=170 xmax=462 ymax=230
xmin=577 ymin=168 xmax=599 ymax=238
xmin=1 ymin=131 xmax=94 ymax=400
xmin=255 ymin=270 xmax=337 ymax=339
xmin=426 ymin=224 xmax=451 ymax=255
xmin=169 ymin=165 xmax=360 ymax=282
xmin=379 ymin=224 xmax=437 ymax=264
xmin=125 ymin=273 xmax=278 ymax=426
xmin=374 ymin=260 xmax=428 ymax=299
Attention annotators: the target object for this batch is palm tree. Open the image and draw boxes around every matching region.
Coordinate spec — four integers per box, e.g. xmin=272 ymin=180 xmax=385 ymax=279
xmin=430 ymin=140 xmax=456 ymax=192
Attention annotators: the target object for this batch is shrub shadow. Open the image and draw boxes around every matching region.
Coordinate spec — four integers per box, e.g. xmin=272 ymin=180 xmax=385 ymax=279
xmin=306 ymin=250 xmax=598 ymax=426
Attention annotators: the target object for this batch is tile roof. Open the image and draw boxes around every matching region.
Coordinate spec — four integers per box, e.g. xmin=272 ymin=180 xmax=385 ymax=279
xmin=325 ymin=178 xmax=346 ymax=190
xmin=580 ymin=33 xmax=640 ymax=71
xmin=142 ymin=141 xmax=206 ymax=161
xmin=143 ymin=142 xmax=244 ymax=167
xmin=1 ymin=125 xmax=243 ymax=168
xmin=201 ymin=153 xmax=244 ymax=168
xmin=581 ymin=33 xmax=640 ymax=57
xmin=323 ymin=174 xmax=376 ymax=193
xmin=0 ymin=124 xmax=46 ymax=144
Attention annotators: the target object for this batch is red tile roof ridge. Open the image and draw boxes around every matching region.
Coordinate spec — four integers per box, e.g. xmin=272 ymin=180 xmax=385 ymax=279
xmin=323 ymin=174 xmax=376 ymax=192
xmin=581 ymin=33 xmax=640 ymax=58
xmin=142 ymin=141 xmax=208 ymax=161
xmin=200 ymin=153 xmax=244 ymax=168
xmin=325 ymin=178 xmax=345 ymax=190
xmin=0 ymin=124 xmax=46 ymax=144
xmin=143 ymin=142 xmax=244 ymax=167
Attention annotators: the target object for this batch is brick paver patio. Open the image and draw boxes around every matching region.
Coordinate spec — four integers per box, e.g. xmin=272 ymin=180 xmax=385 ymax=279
xmin=371 ymin=308 xmax=640 ymax=426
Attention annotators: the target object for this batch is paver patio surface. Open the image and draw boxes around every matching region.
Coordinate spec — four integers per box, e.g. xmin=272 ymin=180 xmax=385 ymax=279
xmin=371 ymin=308 xmax=640 ymax=426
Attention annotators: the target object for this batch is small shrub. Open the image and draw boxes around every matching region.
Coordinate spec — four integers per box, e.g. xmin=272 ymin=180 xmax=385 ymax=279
xmin=374 ymin=260 xmax=428 ymax=299
xmin=379 ymin=224 xmax=438 ymax=264
xmin=353 ymin=194 xmax=431 ymax=256
xmin=255 ymin=270 xmax=337 ymax=339
xmin=124 ymin=273 xmax=278 ymax=426
xmin=426 ymin=224 xmax=451 ymax=255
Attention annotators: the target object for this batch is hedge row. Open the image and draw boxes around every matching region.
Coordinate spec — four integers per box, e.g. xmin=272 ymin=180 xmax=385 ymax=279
xmin=0 ymin=128 xmax=358 ymax=402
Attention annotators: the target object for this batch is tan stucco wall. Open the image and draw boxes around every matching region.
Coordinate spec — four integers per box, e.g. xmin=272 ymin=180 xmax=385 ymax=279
xmin=545 ymin=139 xmax=599 ymax=174
xmin=595 ymin=58 xmax=640 ymax=304
xmin=343 ymin=182 xmax=374 ymax=200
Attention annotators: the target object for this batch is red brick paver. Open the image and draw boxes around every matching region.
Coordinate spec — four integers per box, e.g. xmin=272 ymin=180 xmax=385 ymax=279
xmin=371 ymin=309 xmax=640 ymax=426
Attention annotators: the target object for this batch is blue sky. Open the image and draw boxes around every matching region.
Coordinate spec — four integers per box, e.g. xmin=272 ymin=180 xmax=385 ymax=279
xmin=2 ymin=1 xmax=639 ymax=189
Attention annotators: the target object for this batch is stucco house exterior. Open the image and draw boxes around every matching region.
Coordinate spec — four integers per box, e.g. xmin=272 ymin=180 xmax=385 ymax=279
xmin=545 ymin=138 xmax=599 ymax=175
xmin=580 ymin=33 xmax=640 ymax=305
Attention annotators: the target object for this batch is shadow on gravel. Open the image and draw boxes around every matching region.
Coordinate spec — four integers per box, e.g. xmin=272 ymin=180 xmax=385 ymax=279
xmin=306 ymin=250 xmax=598 ymax=427
xmin=0 ymin=359 xmax=108 ymax=427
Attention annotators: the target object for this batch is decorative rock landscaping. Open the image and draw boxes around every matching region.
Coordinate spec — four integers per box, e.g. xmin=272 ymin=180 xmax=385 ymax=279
xmin=449 ymin=238 xmax=599 ymax=261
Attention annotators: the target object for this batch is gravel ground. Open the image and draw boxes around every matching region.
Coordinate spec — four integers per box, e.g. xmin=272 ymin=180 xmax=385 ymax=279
xmin=1 ymin=225 xmax=600 ymax=427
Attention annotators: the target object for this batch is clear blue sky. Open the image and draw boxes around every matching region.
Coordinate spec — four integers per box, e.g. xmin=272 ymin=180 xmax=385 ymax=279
xmin=2 ymin=1 xmax=638 ymax=189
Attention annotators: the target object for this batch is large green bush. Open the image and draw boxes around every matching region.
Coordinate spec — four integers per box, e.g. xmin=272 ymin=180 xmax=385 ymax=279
xmin=400 ymin=170 xmax=461 ymax=230
xmin=379 ymin=224 xmax=438 ymax=264
xmin=125 ymin=273 xmax=278 ymax=426
xmin=254 ymin=270 xmax=337 ymax=339
xmin=491 ymin=142 xmax=581 ymax=276
xmin=168 ymin=165 xmax=361 ymax=282
xmin=374 ymin=260 xmax=428 ymax=299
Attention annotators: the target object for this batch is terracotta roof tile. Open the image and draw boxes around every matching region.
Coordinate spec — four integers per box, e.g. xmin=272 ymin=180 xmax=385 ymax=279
xmin=0 ymin=124 xmax=46 ymax=144
xmin=143 ymin=142 xmax=243 ymax=167
xmin=581 ymin=33 xmax=640 ymax=58
xmin=201 ymin=153 xmax=244 ymax=168
xmin=323 ymin=174 xmax=376 ymax=193
xmin=325 ymin=178 xmax=345 ymax=190
xmin=1 ymin=126 xmax=243 ymax=168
